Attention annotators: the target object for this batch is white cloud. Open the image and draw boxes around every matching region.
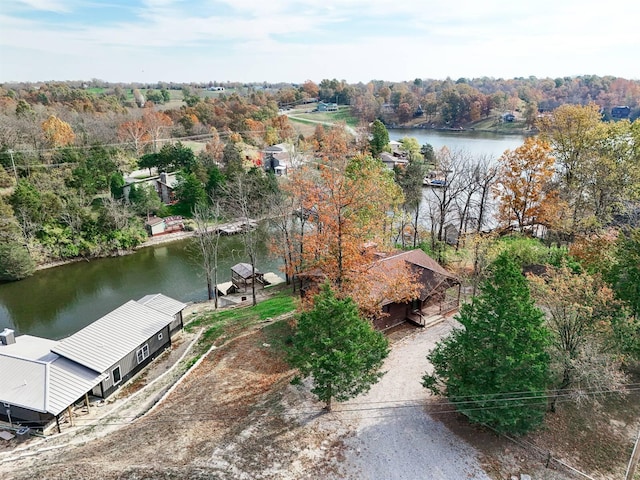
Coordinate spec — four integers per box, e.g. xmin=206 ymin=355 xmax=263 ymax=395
xmin=1 ymin=0 xmax=639 ymax=82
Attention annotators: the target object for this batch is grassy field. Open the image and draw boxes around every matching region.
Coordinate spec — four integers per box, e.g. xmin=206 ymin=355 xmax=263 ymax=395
xmin=185 ymin=290 xmax=298 ymax=353
xmin=289 ymin=105 xmax=358 ymax=127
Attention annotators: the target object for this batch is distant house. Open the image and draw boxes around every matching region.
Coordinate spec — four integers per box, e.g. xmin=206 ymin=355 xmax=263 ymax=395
xmin=263 ymin=143 xmax=290 ymax=176
xmin=380 ymin=152 xmax=408 ymax=170
xmin=123 ymin=171 xmax=179 ymax=205
xmin=207 ymin=86 xmax=225 ymax=91
xmin=144 ymin=215 xmax=184 ymax=237
xmin=0 ymin=294 xmax=187 ymax=432
xmin=317 ymin=102 xmax=338 ymax=112
xmin=611 ymin=106 xmax=630 ymax=119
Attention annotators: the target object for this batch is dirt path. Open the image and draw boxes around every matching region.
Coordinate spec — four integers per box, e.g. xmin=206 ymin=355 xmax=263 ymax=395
xmin=317 ymin=318 xmax=491 ymax=479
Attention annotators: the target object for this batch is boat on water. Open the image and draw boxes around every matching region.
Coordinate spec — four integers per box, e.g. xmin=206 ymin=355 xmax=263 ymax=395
xmin=423 ymin=177 xmax=448 ymax=187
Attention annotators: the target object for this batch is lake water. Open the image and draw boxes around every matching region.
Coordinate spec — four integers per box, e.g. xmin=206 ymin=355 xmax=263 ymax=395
xmin=0 ymin=228 xmax=282 ymax=340
xmin=389 ymin=129 xmax=525 ymax=159
xmin=0 ymin=132 xmax=525 ymax=340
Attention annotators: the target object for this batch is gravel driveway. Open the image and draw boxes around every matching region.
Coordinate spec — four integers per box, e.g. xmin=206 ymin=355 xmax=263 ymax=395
xmin=325 ymin=318 xmax=491 ymax=480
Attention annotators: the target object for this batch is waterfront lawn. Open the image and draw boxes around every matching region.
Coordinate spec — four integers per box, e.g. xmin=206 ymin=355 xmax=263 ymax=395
xmin=186 ymin=290 xmax=297 ymax=352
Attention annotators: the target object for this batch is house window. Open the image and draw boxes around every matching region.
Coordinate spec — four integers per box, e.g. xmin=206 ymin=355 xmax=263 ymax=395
xmin=136 ymin=344 xmax=150 ymax=364
xmin=112 ymin=366 xmax=122 ymax=385
xmin=158 ymin=332 xmax=163 ymax=341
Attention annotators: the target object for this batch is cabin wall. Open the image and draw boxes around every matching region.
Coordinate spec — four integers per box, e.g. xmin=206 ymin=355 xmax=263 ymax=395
xmin=98 ymin=325 xmax=171 ymax=398
xmin=374 ymin=303 xmax=408 ymax=330
xmin=1 ymin=405 xmax=54 ymax=428
xmin=169 ymin=312 xmax=183 ymax=335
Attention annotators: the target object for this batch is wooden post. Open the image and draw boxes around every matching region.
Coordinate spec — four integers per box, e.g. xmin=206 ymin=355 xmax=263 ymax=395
xmin=55 ymin=415 xmax=61 ymax=434
xmin=85 ymin=393 xmax=90 ymax=413
xmin=67 ymin=405 xmax=74 ymax=427
xmin=626 ymin=429 xmax=640 ymax=480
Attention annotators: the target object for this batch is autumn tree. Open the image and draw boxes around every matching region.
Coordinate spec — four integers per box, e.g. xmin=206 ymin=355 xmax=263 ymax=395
xmin=529 ymin=266 xmax=626 ymax=411
xmin=117 ymin=119 xmax=150 ymax=156
xmin=142 ymin=110 xmax=172 ymax=152
xmin=41 ymin=115 xmax=75 ymax=148
xmin=288 ymin=283 xmax=389 ymax=411
xmin=201 ymin=127 xmax=225 ymax=167
xmin=423 ymin=253 xmax=550 ymax=434
xmin=495 ymin=137 xmax=559 ymax=233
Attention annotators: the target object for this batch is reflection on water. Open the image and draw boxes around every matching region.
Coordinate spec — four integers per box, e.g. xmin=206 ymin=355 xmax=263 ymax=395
xmin=0 ymin=227 xmax=282 ymax=340
xmin=389 ymin=129 xmax=525 ymax=159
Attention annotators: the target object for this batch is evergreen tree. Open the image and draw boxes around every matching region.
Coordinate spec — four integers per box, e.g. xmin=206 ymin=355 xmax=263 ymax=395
xmin=369 ymin=119 xmax=389 ymax=157
xmin=607 ymin=228 xmax=640 ymax=320
xmin=423 ymin=253 xmax=550 ymax=434
xmin=289 ymin=283 xmax=389 ymax=411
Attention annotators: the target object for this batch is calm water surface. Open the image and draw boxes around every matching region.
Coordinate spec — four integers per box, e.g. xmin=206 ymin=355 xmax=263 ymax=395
xmin=389 ymin=129 xmax=525 ymax=159
xmin=0 ymin=230 xmax=281 ymax=340
xmin=0 ymin=132 xmax=525 ymax=340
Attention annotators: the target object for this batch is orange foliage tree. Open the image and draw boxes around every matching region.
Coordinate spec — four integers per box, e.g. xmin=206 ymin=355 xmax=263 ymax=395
xmin=142 ymin=110 xmax=172 ymax=152
xmin=41 ymin=115 xmax=75 ymax=148
xmin=117 ymin=119 xmax=150 ymax=156
xmin=495 ymin=137 xmax=560 ymax=232
xmin=287 ymin=150 xmax=417 ymax=316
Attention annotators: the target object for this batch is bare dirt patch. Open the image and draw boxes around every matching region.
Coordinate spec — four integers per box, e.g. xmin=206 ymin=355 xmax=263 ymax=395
xmin=431 ymin=374 xmax=640 ymax=480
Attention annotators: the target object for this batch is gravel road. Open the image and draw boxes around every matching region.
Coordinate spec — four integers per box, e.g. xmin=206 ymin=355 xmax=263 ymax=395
xmin=326 ymin=318 xmax=491 ymax=480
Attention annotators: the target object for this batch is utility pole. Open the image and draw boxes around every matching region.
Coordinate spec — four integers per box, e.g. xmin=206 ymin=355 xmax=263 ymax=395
xmin=626 ymin=428 xmax=640 ymax=480
xmin=8 ymin=149 xmax=18 ymax=181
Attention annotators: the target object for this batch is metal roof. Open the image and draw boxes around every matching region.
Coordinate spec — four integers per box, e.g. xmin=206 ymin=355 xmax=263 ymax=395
xmin=137 ymin=293 xmax=187 ymax=317
xmin=0 ymin=355 xmax=47 ymax=413
xmin=52 ymin=300 xmax=174 ymax=373
xmin=231 ymin=262 xmax=260 ymax=279
xmin=0 ymin=335 xmax=58 ymax=362
xmin=47 ymin=357 xmax=107 ymax=415
xmin=0 ymin=350 xmax=106 ymax=416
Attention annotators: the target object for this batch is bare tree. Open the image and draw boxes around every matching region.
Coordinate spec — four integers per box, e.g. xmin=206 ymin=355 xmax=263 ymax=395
xmin=191 ymin=201 xmax=223 ymax=305
xmin=223 ymin=173 xmax=270 ymax=306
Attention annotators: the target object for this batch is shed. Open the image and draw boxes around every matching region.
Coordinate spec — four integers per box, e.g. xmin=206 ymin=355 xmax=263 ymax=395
xmin=145 ymin=216 xmax=165 ymax=236
xmin=231 ymin=263 xmax=265 ymax=292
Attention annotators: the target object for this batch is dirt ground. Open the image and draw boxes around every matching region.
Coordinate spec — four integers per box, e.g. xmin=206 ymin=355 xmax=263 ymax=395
xmin=1 ymin=312 xmax=638 ymax=480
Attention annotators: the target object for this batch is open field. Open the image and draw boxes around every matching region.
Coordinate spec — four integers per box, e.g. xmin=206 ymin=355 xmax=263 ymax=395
xmin=288 ymin=106 xmax=358 ymax=127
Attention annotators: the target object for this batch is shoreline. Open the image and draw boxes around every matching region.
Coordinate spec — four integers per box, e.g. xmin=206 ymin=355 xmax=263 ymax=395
xmin=35 ymin=230 xmax=197 ymax=272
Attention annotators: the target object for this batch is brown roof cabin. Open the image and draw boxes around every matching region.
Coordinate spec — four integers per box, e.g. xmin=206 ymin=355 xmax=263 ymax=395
xmin=231 ymin=263 xmax=265 ymax=292
xmin=371 ymin=249 xmax=460 ymax=331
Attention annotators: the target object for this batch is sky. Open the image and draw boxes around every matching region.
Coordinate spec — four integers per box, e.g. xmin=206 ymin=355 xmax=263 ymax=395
xmin=1 ymin=0 xmax=639 ymax=84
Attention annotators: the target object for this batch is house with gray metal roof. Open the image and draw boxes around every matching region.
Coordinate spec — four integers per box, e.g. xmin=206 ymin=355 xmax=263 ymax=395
xmin=52 ymin=300 xmax=175 ymax=398
xmin=0 ymin=331 xmax=106 ymax=431
xmin=1 ymin=294 xmax=186 ymax=431
xmin=137 ymin=293 xmax=187 ymax=335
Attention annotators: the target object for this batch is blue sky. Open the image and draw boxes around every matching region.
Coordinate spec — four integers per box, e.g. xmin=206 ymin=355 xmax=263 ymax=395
xmin=1 ymin=0 xmax=639 ymax=83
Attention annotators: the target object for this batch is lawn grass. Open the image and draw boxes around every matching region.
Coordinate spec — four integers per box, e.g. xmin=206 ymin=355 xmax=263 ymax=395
xmin=289 ymin=106 xmax=358 ymax=127
xmin=186 ymin=291 xmax=298 ymax=352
